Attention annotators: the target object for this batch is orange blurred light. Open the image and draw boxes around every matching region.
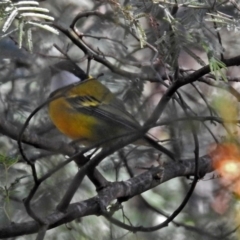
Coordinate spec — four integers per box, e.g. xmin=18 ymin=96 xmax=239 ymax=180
xmin=211 ymin=143 xmax=240 ymax=195
xmin=218 ymin=159 xmax=240 ymax=180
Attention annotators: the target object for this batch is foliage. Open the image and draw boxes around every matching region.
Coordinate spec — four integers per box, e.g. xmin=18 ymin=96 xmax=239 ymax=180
xmin=0 ymin=0 xmax=58 ymax=51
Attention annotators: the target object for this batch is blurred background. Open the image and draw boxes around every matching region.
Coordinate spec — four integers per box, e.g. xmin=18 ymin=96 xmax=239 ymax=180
xmin=1 ymin=0 xmax=240 ymax=239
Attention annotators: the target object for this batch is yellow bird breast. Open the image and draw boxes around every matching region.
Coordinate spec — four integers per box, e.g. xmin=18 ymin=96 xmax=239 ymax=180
xmin=48 ymin=96 xmax=97 ymax=142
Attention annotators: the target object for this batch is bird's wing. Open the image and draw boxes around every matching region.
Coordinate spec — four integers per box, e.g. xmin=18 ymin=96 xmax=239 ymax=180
xmin=66 ymin=93 xmax=140 ymax=130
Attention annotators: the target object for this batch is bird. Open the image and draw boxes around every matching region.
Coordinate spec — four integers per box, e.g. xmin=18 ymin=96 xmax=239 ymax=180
xmin=48 ymin=60 xmax=175 ymax=160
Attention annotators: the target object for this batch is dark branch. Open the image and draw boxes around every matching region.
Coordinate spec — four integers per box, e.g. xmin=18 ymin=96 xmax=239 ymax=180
xmin=0 ymin=155 xmax=213 ymax=238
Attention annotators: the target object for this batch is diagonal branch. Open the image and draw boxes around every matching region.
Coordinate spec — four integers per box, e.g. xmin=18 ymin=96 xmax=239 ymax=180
xmin=0 ymin=155 xmax=213 ymax=239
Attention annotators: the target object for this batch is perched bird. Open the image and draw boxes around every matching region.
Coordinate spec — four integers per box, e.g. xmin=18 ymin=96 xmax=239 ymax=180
xmin=48 ymin=61 xmax=174 ymax=159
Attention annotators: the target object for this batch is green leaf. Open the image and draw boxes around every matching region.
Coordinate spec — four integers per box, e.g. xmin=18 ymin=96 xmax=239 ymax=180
xmin=209 ymin=57 xmax=227 ymax=82
xmin=0 ymin=154 xmax=18 ymax=168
